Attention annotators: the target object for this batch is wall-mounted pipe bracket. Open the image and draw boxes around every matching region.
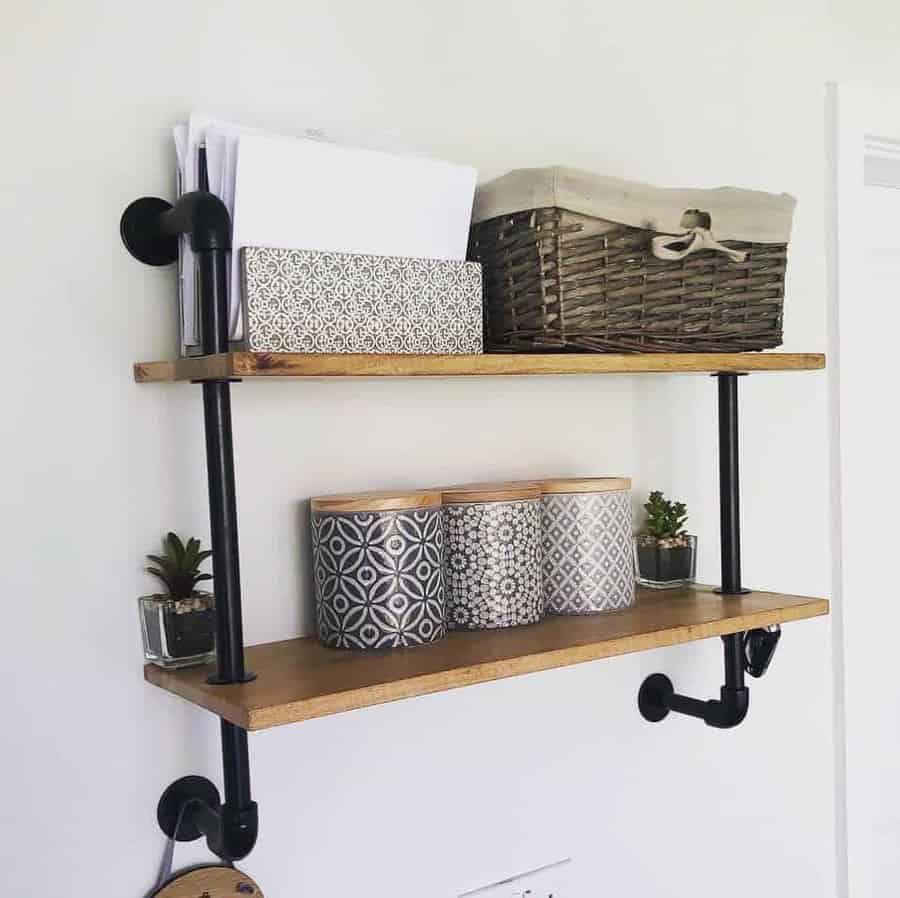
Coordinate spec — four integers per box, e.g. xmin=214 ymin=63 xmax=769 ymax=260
xmin=157 ymin=775 xmax=258 ymax=862
xmin=637 ymin=373 xmax=783 ymax=729
xmin=122 ymin=186 xmax=257 ymax=861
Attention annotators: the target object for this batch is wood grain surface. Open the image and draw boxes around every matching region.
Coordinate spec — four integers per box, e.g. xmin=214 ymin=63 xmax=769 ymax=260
xmin=145 ymin=585 xmax=828 ymax=731
xmin=441 ymin=481 xmax=542 ymax=504
xmin=134 ymin=351 xmax=826 ymax=382
xmin=152 ymin=866 xmax=263 ymax=898
xmin=310 ymin=489 xmax=442 ymax=513
xmin=539 ymin=476 xmax=631 ymax=494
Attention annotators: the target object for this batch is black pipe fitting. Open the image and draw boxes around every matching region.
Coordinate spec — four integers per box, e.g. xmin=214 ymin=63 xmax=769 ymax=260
xmin=120 ymin=191 xmax=231 ymax=267
xmin=159 ymin=191 xmax=232 ymax=252
xmin=157 ymin=776 xmax=258 ymax=862
xmin=638 ymin=638 xmax=750 ymax=729
xmin=640 ymin=676 xmax=750 ymax=728
xmin=213 ymin=800 xmax=259 ymax=861
xmin=637 ymin=373 xmax=759 ymax=729
xmin=123 ymin=186 xmax=257 ymax=861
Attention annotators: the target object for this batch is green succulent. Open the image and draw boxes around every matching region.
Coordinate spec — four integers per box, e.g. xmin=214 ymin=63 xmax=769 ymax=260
xmin=146 ymin=532 xmax=213 ymax=599
xmin=643 ymin=491 xmax=688 ymax=541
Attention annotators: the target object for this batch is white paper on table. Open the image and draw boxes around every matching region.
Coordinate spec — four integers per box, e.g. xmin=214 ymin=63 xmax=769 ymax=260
xmin=230 ymin=133 xmax=477 ymax=340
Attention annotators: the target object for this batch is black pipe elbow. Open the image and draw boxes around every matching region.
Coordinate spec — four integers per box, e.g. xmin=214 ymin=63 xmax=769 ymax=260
xmin=638 ymin=674 xmax=750 ymax=729
xmin=703 ymin=685 xmax=749 ymax=729
xmin=120 ymin=191 xmax=232 ymax=266
xmin=157 ymin=777 xmax=258 ymax=864
xmin=212 ymin=801 xmax=258 ymax=862
xmin=161 ymin=191 xmax=232 ymax=252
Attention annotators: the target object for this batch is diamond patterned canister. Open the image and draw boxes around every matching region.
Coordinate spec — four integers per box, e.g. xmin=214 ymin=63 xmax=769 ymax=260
xmin=442 ymin=482 xmax=543 ymax=630
xmin=540 ymin=477 xmax=635 ymax=615
xmin=310 ymin=490 xmax=446 ymax=650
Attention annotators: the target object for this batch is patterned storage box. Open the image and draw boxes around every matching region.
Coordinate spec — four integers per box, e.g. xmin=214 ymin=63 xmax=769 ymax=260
xmin=442 ymin=482 xmax=543 ymax=630
xmin=241 ymin=247 xmax=483 ymax=354
xmin=310 ymin=490 xmax=446 ymax=650
xmin=540 ymin=477 xmax=635 ymax=614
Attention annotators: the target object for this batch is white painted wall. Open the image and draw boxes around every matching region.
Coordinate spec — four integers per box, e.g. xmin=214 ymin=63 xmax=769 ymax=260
xmin=830 ymin=87 xmax=900 ymax=898
xmin=1 ymin=2 xmax=895 ymax=895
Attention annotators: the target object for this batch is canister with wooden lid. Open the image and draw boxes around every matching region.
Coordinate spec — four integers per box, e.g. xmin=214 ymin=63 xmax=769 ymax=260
xmin=540 ymin=477 xmax=634 ymax=614
xmin=310 ymin=489 xmax=445 ymax=649
xmin=441 ymin=482 xmax=543 ymax=630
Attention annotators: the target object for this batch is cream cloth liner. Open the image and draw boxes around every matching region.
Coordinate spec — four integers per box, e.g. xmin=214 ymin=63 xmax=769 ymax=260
xmin=472 ymin=166 xmax=795 ymax=244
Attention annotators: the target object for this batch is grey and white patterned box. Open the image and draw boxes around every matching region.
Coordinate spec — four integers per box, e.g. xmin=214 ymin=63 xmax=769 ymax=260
xmin=240 ymin=246 xmax=483 ymax=354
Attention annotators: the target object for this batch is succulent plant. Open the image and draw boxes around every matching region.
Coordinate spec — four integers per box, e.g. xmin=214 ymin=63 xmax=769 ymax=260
xmin=642 ymin=491 xmax=688 ymax=542
xmin=146 ymin=532 xmax=213 ymax=600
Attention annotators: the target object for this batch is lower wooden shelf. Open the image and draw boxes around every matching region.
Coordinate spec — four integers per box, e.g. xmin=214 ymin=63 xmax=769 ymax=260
xmin=144 ymin=585 xmax=828 ymax=731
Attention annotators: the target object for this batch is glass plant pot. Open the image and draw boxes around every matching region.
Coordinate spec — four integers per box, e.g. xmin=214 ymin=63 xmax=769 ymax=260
xmin=139 ymin=592 xmax=216 ymax=669
xmin=633 ymin=535 xmax=697 ymax=589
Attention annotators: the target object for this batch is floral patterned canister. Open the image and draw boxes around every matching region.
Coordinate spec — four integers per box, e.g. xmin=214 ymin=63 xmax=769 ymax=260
xmin=311 ymin=490 xmax=446 ymax=650
xmin=540 ymin=477 xmax=635 ymax=615
xmin=442 ymin=482 xmax=543 ymax=630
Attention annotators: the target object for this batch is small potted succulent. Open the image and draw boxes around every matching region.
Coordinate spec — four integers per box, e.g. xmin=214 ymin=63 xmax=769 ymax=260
xmin=633 ymin=491 xmax=697 ymax=589
xmin=139 ymin=532 xmax=216 ymax=669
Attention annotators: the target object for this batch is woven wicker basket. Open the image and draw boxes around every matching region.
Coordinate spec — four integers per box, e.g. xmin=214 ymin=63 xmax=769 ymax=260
xmin=469 ymin=168 xmax=795 ymax=353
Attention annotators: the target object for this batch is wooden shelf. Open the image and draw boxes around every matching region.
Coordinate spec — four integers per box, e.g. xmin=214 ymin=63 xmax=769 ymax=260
xmin=133 ymin=351 xmax=825 ymax=383
xmin=144 ymin=585 xmax=828 ymax=731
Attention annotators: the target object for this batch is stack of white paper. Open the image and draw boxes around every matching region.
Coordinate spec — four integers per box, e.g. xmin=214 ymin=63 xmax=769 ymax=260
xmin=172 ymin=115 xmax=477 ymax=353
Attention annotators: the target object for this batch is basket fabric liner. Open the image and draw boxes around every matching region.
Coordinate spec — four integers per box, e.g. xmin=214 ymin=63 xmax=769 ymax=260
xmin=472 ymin=166 xmax=795 ymax=244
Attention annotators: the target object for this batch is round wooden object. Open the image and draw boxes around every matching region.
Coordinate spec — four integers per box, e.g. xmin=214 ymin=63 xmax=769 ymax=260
xmin=540 ymin=476 xmax=631 ymax=494
xmin=441 ymin=481 xmax=542 ymax=504
xmin=152 ymin=866 xmax=263 ymax=898
xmin=311 ymin=489 xmax=442 ymax=513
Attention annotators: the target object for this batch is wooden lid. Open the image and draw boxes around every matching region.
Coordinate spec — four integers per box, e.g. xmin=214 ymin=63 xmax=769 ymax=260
xmin=152 ymin=867 xmax=264 ymax=898
xmin=441 ymin=481 xmax=542 ymax=504
xmin=311 ymin=489 xmax=442 ymax=513
xmin=539 ymin=476 xmax=631 ymax=494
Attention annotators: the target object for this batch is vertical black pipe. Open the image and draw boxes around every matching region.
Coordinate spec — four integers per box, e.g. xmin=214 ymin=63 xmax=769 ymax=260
xmin=202 ymin=380 xmax=246 ymax=683
xmin=717 ymin=373 xmax=742 ymax=594
xmin=722 ymin=633 xmax=744 ymax=689
xmin=197 ymin=246 xmax=257 ymax=858
xmin=718 ymin=373 xmax=747 ymax=700
xmin=197 ymin=247 xmax=230 ymax=356
xmin=196 ymin=248 xmax=247 ymax=684
xmin=221 ymin=719 xmax=253 ymax=808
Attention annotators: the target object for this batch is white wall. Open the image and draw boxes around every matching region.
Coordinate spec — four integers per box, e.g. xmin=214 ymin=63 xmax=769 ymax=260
xmin=2 ymin=2 xmax=893 ymax=895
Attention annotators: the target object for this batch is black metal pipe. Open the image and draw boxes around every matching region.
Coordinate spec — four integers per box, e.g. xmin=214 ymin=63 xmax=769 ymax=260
xmin=217 ymin=721 xmax=258 ymax=860
xmin=637 ymin=373 xmax=751 ymax=729
xmin=221 ymin=720 xmax=253 ymax=809
xmin=195 ymin=241 xmax=250 ymax=685
xmin=718 ymin=373 xmax=742 ymax=594
xmin=123 ymin=187 xmax=258 ymax=861
xmin=194 ymin=220 xmax=256 ymax=858
xmin=202 ymin=379 xmax=247 ymax=684
xmin=723 ymin=632 xmax=744 ymax=689
xmin=197 ymin=247 xmax=230 ymax=356
xmin=638 ymin=645 xmax=749 ymax=729
xmin=158 ymin=190 xmax=232 ymax=253
xmin=666 ymin=692 xmax=708 ymax=719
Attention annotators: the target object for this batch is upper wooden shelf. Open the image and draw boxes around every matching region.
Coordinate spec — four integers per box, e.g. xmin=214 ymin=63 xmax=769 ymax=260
xmin=145 ymin=585 xmax=828 ymax=731
xmin=134 ymin=351 xmax=826 ymax=383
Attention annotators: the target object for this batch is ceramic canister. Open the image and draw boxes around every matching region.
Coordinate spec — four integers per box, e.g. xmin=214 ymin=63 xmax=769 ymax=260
xmin=442 ymin=482 xmax=543 ymax=630
xmin=540 ymin=477 xmax=635 ymax=614
xmin=310 ymin=490 xmax=446 ymax=650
